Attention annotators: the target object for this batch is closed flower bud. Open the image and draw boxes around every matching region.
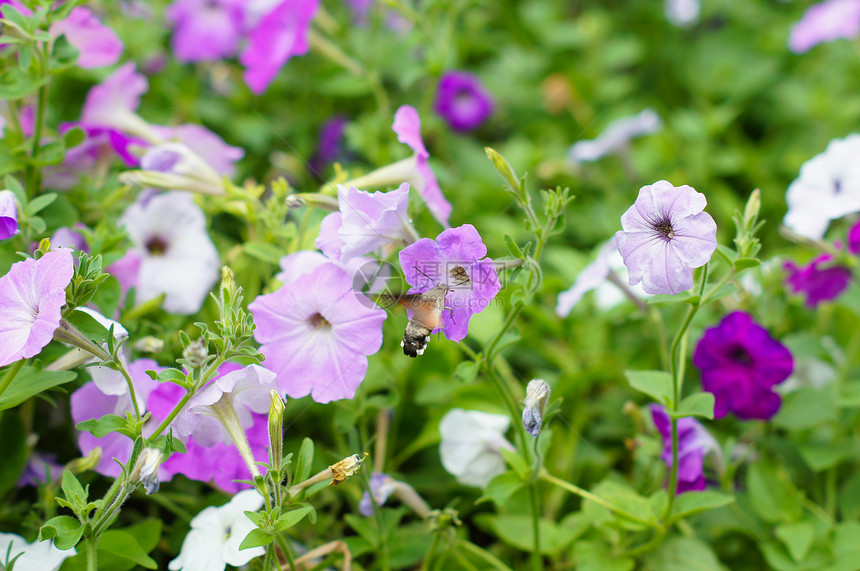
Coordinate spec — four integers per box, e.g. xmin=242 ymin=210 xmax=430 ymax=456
xmin=182 ymin=338 xmax=209 ymax=368
xmin=134 ymin=336 xmax=165 ymax=353
xmin=268 ymin=390 xmax=285 ymax=473
xmin=130 ymin=448 xmax=163 ymax=495
xmin=522 ymin=379 xmax=551 ymax=438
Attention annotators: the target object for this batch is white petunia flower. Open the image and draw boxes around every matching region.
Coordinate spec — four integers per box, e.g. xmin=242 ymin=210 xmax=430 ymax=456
xmin=168 ymin=489 xmax=265 ymax=571
xmin=0 ymin=534 xmax=75 ymax=571
xmin=116 ymin=191 xmax=220 ymax=314
xmin=568 ymin=109 xmax=661 ymax=164
xmin=665 ymin=0 xmax=700 ymax=27
xmin=439 ymin=408 xmax=515 ymax=488
xmin=784 ymin=134 xmax=860 ymax=240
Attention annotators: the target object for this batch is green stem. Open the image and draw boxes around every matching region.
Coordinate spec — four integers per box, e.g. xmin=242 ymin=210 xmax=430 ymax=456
xmin=484 ymin=302 xmax=524 ymax=362
xmin=455 ymin=539 xmax=515 ymax=571
xmin=0 ymin=359 xmax=25 ymax=400
xmin=262 ymin=544 xmax=276 ymax=571
xmin=275 ymin=534 xmax=297 ymax=570
xmin=26 ymin=44 xmax=50 ymax=198
xmin=149 ymin=391 xmax=193 ymax=441
xmin=85 ymin=535 xmax=97 ymax=571
xmin=528 ymin=463 xmax=542 ymax=570
xmin=116 ymin=362 xmax=142 ymax=421
xmin=540 ymin=470 xmax=654 ymax=527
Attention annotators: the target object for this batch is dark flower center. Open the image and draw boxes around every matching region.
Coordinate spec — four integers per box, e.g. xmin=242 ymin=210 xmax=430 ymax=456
xmin=309 ymin=313 xmax=330 ymax=328
xmin=654 ymin=218 xmax=674 ymax=240
xmin=727 ymin=345 xmax=753 ymax=366
xmin=145 ymin=236 xmax=169 ymax=256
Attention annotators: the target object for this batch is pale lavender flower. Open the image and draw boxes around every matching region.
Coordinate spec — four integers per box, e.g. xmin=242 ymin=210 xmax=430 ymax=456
xmin=152 ymin=124 xmax=244 ymax=178
xmin=17 ymin=452 xmax=62 ymax=487
xmin=173 ymin=365 xmax=280 ymax=446
xmin=80 ymin=62 xmax=160 ymax=144
xmin=439 ymin=408 xmax=514 ymax=488
xmin=168 ymin=489 xmax=265 ymax=571
xmin=399 ymin=224 xmax=501 ymax=342
xmin=0 ymin=190 xmax=19 ymax=239
xmin=50 ymin=226 xmax=87 ymax=251
xmin=0 ymin=249 xmax=74 ymax=366
xmin=665 ymin=0 xmax=700 ymax=27
xmin=616 ymin=181 xmax=717 ymax=295
xmin=315 ymin=183 xmax=416 ymax=262
xmin=167 ymin=0 xmax=247 ymax=62
xmin=0 ymin=533 xmax=75 ymax=571
xmin=569 ymin=109 xmax=661 ymax=164
xmin=784 ymin=134 xmax=860 ymax=240
xmin=434 ymin=71 xmax=495 ymax=132
xmin=239 ymin=0 xmax=319 ymax=94
xmin=346 ymin=0 xmax=373 ymax=25
xmin=393 ymin=105 xmax=452 ymax=227
xmin=358 ymin=472 xmax=397 ymax=516
xmin=789 ymin=0 xmax=860 ymax=53
xmin=249 ymin=261 xmax=386 ymax=403
xmin=113 ymin=192 xmax=220 ymax=314
xmin=49 ymin=7 xmax=123 ymax=69
xmin=650 ymin=404 xmax=720 ymax=494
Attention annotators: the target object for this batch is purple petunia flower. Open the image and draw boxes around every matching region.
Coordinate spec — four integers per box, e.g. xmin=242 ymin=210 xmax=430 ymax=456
xmin=399 ymin=224 xmax=501 ymax=343
xmin=0 ymin=249 xmax=74 ymax=367
xmin=0 ymin=190 xmax=19 ymax=240
xmin=309 ymin=116 xmax=348 ymax=175
xmin=784 ymin=253 xmax=851 ymax=307
xmin=112 ymin=192 xmax=220 ymax=314
xmin=316 ymin=183 xmax=417 ymax=263
xmin=789 ymin=0 xmax=860 ymax=54
xmin=615 ymin=180 xmax=717 ymax=295
xmin=650 ymin=404 xmax=719 ymax=494
xmin=248 ymin=258 xmax=386 ymax=403
xmin=152 ymin=123 xmax=244 ymax=178
xmin=434 ymin=71 xmax=495 ymax=132
xmin=167 ymin=0 xmax=247 ymax=62
xmin=392 ymin=105 xmax=453 ymax=227
xmin=239 ymin=0 xmax=319 ymax=94
xmin=784 ymin=135 xmax=860 ymax=240
xmin=693 ymin=312 xmax=794 ymax=421
xmin=849 ymin=218 xmax=860 ymax=254
xmin=49 ymin=7 xmax=123 ymax=69
xmin=358 ymin=472 xmax=398 ymax=516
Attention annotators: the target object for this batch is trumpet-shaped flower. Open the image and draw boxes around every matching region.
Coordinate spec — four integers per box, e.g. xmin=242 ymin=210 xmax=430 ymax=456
xmin=569 ymin=109 xmax=661 ymax=164
xmin=0 ymin=533 xmax=75 ymax=571
xmin=615 ymin=181 xmax=717 ymax=295
xmin=167 ymin=0 xmax=247 ymax=62
xmin=316 ymin=183 xmax=416 ymax=262
xmin=788 ymin=0 xmax=860 ymax=53
xmin=399 ymin=224 xmax=501 ymax=342
xmin=785 ymin=253 xmax=852 ymax=307
xmin=693 ymin=312 xmax=794 ymax=420
xmin=113 ymin=192 xmax=220 ymax=314
xmin=168 ymin=489 xmax=265 ymax=571
xmin=0 ymin=249 xmax=74 ymax=367
xmin=249 ymin=260 xmax=386 ymax=403
xmin=434 ymin=71 xmax=495 ymax=132
xmin=0 ymin=190 xmax=19 ymax=239
xmin=393 ymin=105 xmax=452 ymax=227
xmin=49 ymin=7 xmax=123 ymax=69
xmin=439 ymin=408 xmax=514 ymax=487
xmin=650 ymin=404 xmax=720 ymax=494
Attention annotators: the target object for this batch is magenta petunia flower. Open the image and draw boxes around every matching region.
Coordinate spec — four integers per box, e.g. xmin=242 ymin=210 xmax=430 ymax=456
xmin=249 ymin=261 xmax=386 ymax=403
xmin=615 ymin=180 xmax=717 ymax=295
xmin=239 ymin=0 xmax=319 ymax=94
xmin=0 ymin=190 xmax=19 ymax=240
xmin=49 ymin=7 xmax=123 ymax=69
xmin=849 ymin=218 xmax=860 ymax=254
xmin=0 ymin=249 xmax=74 ymax=366
xmin=392 ymin=105 xmax=453 ymax=227
xmin=167 ymin=0 xmax=247 ymax=62
xmin=398 ymin=224 xmax=501 ymax=343
xmin=315 ymin=183 xmax=417 ymax=263
xmin=650 ymin=404 xmax=719 ymax=494
xmin=784 ymin=253 xmax=851 ymax=307
xmin=693 ymin=312 xmax=794 ymax=421
xmin=434 ymin=71 xmax=495 ymax=132
xmin=788 ymin=0 xmax=860 ymax=54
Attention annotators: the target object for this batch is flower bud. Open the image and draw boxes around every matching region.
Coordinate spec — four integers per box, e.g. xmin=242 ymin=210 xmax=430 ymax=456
xmin=485 ymin=147 xmax=521 ymax=194
xmin=182 ymin=338 xmax=209 ymax=368
xmin=522 ymin=379 xmax=551 ymax=438
xmin=134 ymin=336 xmax=165 ymax=353
xmin=130 ymin=448 xmax=163 ymax=495
xmin=329 ymin=452 xmax=367 ymax=486
xmin=268 ymin=390 xmax=285 ymax=473
xmin=220 ymin=266 xmax=238 ymax=304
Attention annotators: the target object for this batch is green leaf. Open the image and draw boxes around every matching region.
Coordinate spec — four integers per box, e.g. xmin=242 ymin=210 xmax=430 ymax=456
xmin=732 ymin=257 xmax=761 ymax=271
xmin=294 ymin=437 xmax=314 ymax=483
xmin=24 ymin=193 xmax=57 ymax=217
xmin=153 ymin=368 xmax=188 ymax=385
xmin=747 ymin=462 xmax=803 ymax=524
xmin=61 ymin=470 xmax=86 ymax=504
xmin=39 ymin=515 xmax=84 ymax=550
xmin=238 ymin=528 xmax=273 ymax=550
xmin=625 ymin=370 xmax=673 ymax=406
xmin=75 ymin=414 xmax=132 ymax=438
xmin=643 ymin=537 xmax=725 ymax=571
xmin=344 ymin=513 xmax=379 ymax=547
xmin=0 ymin=412 xmax=27 ymax=494
xmin=702 ymin=283 xmax=738 ymax=304
xmin=575 ymin=540 xmax=635 ymax=571
xmin=98 ymin=530 xmax=157 ymax=569
xmin=0 ymin=366 xmax=77 ymax=410
xmin=586 ymin=479 xmax=656 ymax=530
xmin=243 ymin=241 xmax=284 ymax=265
xmin=715 ymin=244 xmax=736 ymax=265
xmin=670 ymin=490 xmax=734 ymax=521
xmin=62 ymin=126 xmax=85 ymax=149
xmin=799 ymin=441 xmax=852 ymax=472
xmin=453 ymin=360 xmax=478 ymax=383
xmin=671 ymin=392 xmax=715 ymax=420
xmin=504 ymin=234 xmax=525 ymax=259
xmin=830 ymin=522 xmax=860 ymax=571
xmin=648 ymin=293 xmax=693 ymax=305
xmin=775 ymin=521 xmax=815 ymax=563
xmin=498 ymin=447 xmax=528 ymax=477
xmin=65 ymin=308 xmax=110 ymax=344
xmin=773 ymin=387 xmax=836 ymax=431
xmin=476 ymin=514 xmax=581 ymax=556
xmin=0 ymin=66 xmax=50 ymax=100
xmin=478 ymin=471 xmax=525 ymax=507
xmin=274 ymin=505 xmax=314 ymax=531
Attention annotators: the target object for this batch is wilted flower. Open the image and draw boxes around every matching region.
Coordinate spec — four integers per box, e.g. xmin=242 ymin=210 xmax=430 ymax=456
xmin=240 ymin=0 xmax=319 ymax=94
xmin=650 ymin=404 xmax=720 ymax=494
xmin=788 ymin=0 xmax=860 ymax=54
xmin=315 ymin=183 xmax=417 ymax=262
xmin=784 ymin=134 xmax=860 ymax=240
xmin=693 ymin=312 xmax=794 ymax=420
xmin=439 ymin=408 xmax=514 ymax=487
xmin=0 ymin=533 xmax=75 ymax=571
xmin=49 ymin=7 xmax=123 ymax=69
xmin=0 ymin=249 xmax=74 ymax=367
xmin=399 ymin=224 xmax=501 ymax=342
xmin=0 ymin=190 xmax=19 ymax=239
xmin=434 ymin=71 xmax=495 ymax=132
xmin=616 ymin=180 xmax=717 ymax=295
xmin=113 ymin=192 xmax=220 ymax=314
xmin=168 ymin=489 xmax=265 ymax=571
xmin=522 ymin=379 xmax=551 ymax=438
xmin=249 ymin=258 xmax=386 ymax=403
xmin=568 ymin=109 xmax=661 ymax=164
xmin=784 ymin=253 xmax=852 ymax=307
xmin=329 ymin=453 xmax=366 ymax=485
xmin=167 ymin=0 xmax=247 ymax=62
